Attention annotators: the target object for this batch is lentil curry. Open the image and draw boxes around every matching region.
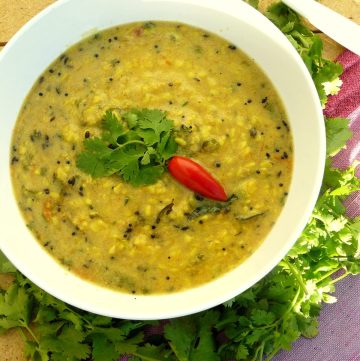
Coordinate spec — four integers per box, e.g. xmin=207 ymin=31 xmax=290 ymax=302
xmin=10 ymin=22 xmax=293 ymax=295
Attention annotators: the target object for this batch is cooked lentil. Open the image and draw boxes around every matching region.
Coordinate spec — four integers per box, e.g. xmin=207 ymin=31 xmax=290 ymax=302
xmin=11 ymin=21 xmax=293 ymax=294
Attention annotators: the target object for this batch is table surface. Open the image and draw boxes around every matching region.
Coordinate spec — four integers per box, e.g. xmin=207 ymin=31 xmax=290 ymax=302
xmin=0 ymin=0 xmax=359 ymax=360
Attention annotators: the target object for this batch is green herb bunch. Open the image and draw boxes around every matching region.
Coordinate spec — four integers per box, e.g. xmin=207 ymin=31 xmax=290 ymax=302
xmin=76 ymin=109 xmax=178 ymax=186
xmin=265 ymin=3 xmax=343 ymax=107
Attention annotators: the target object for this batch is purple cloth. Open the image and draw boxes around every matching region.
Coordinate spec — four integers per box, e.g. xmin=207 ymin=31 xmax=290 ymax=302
xmin=274 ymin=51 xmax=360 ymax=361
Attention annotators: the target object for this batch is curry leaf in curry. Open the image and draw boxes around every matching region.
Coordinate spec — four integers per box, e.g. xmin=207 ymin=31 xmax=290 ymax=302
xmin=76 ymin=109 xmax=178 ymax=186
xmin=187 ymin=194 xmax=239 ymax=220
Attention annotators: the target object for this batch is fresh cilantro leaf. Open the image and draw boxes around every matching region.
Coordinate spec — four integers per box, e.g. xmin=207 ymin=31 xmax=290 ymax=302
xmin=157 ymin=131 xmax=170 ymax=155
xmin=116 ymin=321 xmax=145 ymax=337
xmin=236 ymin=344 xmax=249 ymax=360
xmin=123 ymin=111 xmax=139 ymax=129
xmin=83 ymin=137 xmax=112 ymax=156
xmin=164 ymin=317 xmax=196 ymax=361
xmin=266 ymin=3 xmax=343 ymax=107
xmin=164 ymin=313 xmax=220 ymax=361
xmin=58 ymin=309 xmax=84 ymax=331
xmin=0 ymin=283 xmax=32 ymax=329
xmin=190 ymin=311 xmax=220 ymax=361
xmin=77 ymin=108 xmax=178 ymax=186
xmin=76 ymin=138 xmax=114 ymax=178
xmin=246 ymin=329 xmax=269 ymax=346
xmin=297 ymin=316 xmax=319 ymax=338
xmin=102 ymin=110 xmax=125 ymax=145
xmin=222 ymin=297 xmax=236 ymax=308
xmin=250 ymin=309 xmax=275 ymax=326
xmin=141 ymin=147 xmax=156 ymax=165
xmin=244 ymin=0 xmax=259 ymax=9
xmin=76 ymin=152 xmax=107 ymax=178
xmin=114 ymin=333 xmax=144 ymax=355
xmin=137 ymin=128 xmax=159 ymax=146
xmin=40 ymin=325 xmax=91 ymax=360
xmin=0 ymin=251 xmax=16 ymax=273
xmin=24 ymin=341 xmax=49 ymax=361
xmin=33 ymin=306 xmax=57 ymax=324
xmin=110 ymin=144 xmax=146 ymax=182
xmin=132 ymin=344 xmax=172 ymax=361
xmin=138 ymin=109 xmax=173 ymax=138
xmin=91 ymin=333 xmax=119 ymax=361
xmin=131 ymin=165 xmax=165 ymax=186
xmin=326 ymin=118 xmax=352 ymax=156
xmin=88 ymin=315 xmax=113 ymax=327
xmin=161 ymin=135 xmax=178 ymax=160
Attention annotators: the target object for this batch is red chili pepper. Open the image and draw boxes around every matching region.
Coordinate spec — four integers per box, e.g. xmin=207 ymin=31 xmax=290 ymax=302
xmin=168 ymin=156 xmax=227 ymax=202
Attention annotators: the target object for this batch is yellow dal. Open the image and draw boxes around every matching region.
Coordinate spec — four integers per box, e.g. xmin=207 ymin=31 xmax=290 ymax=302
xmin=11 ymin=22 xmax=293 ymax=294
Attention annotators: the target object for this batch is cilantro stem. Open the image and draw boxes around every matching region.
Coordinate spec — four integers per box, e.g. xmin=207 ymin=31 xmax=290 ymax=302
xmin=327 ymin=270 xmax=350 ymax=285
xmin=264 ymin=347 xmax=280 ymax=361
xmin=131 ymin=352 xmax=162 ymax=361
xmin=281 ymin=260 xmax=308 ymax=295
xmin=258 ymin=342 xmax=265 ymax=361
xmin=23 ymin=324 xmax=40 ymax=344
xmin=281 ymin=286 xmax=302 ymax=319
xmin=163 ymin=348 xmax=174 ymax=358
xmin=118 ymin=140 xmax=145 ymax=148
xmin=315 ymin=267 xmax=343 ymax=284
xmin=257 ymin=286 xmax=301 ymax=330
xmin=17 ymin=327 xmax=29 ymax=342
xmin=168 ymin=342 xmax=180 ymax=359
xmin=253 ymin=341 xmax=265 ymax=361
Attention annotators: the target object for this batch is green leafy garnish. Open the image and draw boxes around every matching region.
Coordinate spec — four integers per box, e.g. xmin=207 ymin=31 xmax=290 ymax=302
xmin=325 ymin=117 xmax=352 ymax=156
xmin=0 ymin=252 xmax=16 ymax=273
xmin=244 ymin=0 xmax=259 ymax=9
xmin=164 ymin=311 xmax=220 ymax=361
xmin=76 ymin=109 xmax=178 ymax=186
xmin=266 ymin=3 xmax=343 ymax=107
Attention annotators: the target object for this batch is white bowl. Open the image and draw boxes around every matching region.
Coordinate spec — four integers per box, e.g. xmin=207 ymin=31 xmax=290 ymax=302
xmin=0 ymin=0 xmax=325 ymax=320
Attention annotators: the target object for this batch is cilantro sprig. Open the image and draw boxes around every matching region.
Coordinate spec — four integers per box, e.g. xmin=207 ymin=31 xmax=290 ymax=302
xmin=76 ymin=109 xmax=178 ymax=186
xmin=266 ymin=3 xmax=343 ymax=108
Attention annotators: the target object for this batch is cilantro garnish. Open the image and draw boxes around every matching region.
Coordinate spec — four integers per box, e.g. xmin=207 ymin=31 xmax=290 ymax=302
xmin=76 ymin=109 xmax=178 ymax=186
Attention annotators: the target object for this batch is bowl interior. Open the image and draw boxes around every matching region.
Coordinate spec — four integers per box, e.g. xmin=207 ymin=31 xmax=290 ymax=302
xmin=0 ymin=0 xmax=325 ymax=319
